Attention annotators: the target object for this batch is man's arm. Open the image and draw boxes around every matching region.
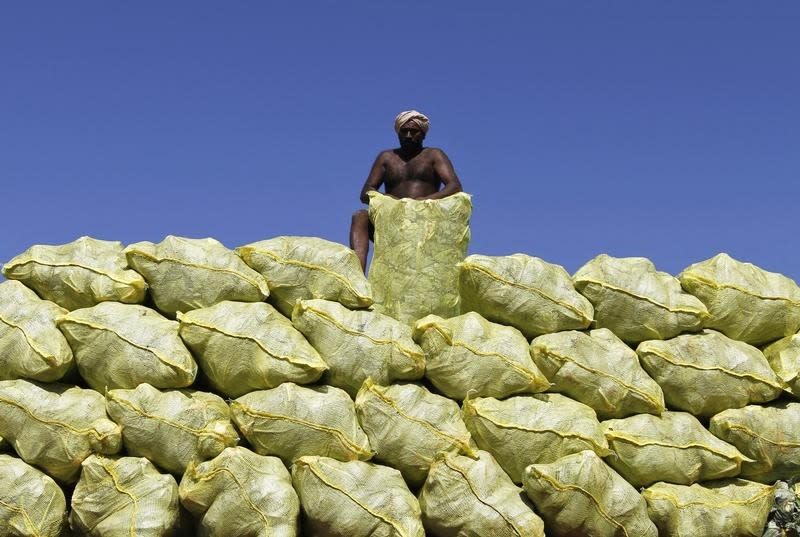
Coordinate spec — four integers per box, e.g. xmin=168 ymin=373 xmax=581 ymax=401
xmin=422 ymin=149 xmax=462 ymax=200
xmin=359 ymin=152 xmax=387 ymax=204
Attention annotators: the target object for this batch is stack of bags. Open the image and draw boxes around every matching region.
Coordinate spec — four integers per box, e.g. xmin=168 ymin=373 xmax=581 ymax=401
xmin=0 ymin=231 xmax=798 ymax=537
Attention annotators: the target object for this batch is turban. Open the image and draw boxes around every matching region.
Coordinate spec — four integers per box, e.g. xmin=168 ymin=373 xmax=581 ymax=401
xmin=394 ymin=110 xmax=430 ymax=133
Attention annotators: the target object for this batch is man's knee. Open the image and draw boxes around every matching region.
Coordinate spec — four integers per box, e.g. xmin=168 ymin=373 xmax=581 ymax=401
xmin=351 ymin=209 xmax=369 ymax=226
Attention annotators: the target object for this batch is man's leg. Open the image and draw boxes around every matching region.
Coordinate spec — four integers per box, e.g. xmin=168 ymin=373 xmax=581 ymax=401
xmin=350 ymin=209 xmax=370 ymax=273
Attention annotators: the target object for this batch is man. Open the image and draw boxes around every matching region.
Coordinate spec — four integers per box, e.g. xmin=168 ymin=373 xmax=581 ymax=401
xmin=350 ymin=110 xmax=463 ymax=272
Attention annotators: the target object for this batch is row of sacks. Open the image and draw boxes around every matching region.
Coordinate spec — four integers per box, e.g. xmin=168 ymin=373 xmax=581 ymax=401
xmin=1 ymin=376 xmax=793 ymax=536
xmin=4 ymin=235 xmax=800 ymax=348
xmin=1 ymin=275 xmax=796 ymax=418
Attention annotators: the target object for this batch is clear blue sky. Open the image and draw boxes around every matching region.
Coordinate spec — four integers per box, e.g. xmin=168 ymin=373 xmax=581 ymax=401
xmin=2 ymin=3 xmax=798 ymax=281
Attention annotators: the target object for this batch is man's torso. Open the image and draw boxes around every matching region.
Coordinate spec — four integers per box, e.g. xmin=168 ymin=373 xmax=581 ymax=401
xmin=380 ymin=148 xmax=442 ymax=199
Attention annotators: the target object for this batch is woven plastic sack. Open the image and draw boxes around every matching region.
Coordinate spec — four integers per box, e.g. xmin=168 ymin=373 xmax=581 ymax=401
xmin=354 ymin=379 xmax=476 ymax=488
xmin=70 ymin=455 xmax=181 ymax=537
xmin=179 ymin=447 xmax=299 ymax=537
xmin=236 ymin=235 xmax=373 ymax=316
xmin=368 ymin=191 xmax=471 ymax=324
xmin=412 ymin=312 xmax=549 ymax=400
xmin=462 ymin=393 xmax=609 ymax=484
xmin=459 ymin=253 xmax=593 ymax=339
xmin=0 ymin=280 xmax=73 ymax=382
xmin=679 ymin=253 xmax=800 ymax=345
xmin=710 ymin=402 xmax=800 ymax=483
xmin=643 ymin=479 xmax=774 ymax=537
xmin=419 ymin=450 xmax=545 ymax=537
xmin=292 ymin=299 xmax=425 ymax=396
xmin=573 ymin=254 xmax=708 ymax=343
xmin=530 ymin=328 xmax=665 ymax=419
xmin=124 ymin=235 xmax=270 ymax=316
xmin=0 ymin=454 xmax=66 ymax=537
xmin=231 ymin=383 xmax=372 ymax=465
xmin=523 ymin=450 xmax=658 ymax=537
xmin=2 ymin=236 xmax=146 ymax=310
xmin=0 ymin=380 xmax=121 ymax=482
xmin=106 ymin=383 xmax=239 ymax=475
xmin=637 ymin=329 xmax=785 ymax=417
xmin=602 ymin=411 xmax=750 ymax=488
xmin=763 ymin=331 xmax=800 ymax=397
xmin=292 ymin=455 xmax=424 ymax=537
xmin=178 ymin=301 xmax=326 ymax=397
xmin=58 ymin=302 xmax=197 ymax=391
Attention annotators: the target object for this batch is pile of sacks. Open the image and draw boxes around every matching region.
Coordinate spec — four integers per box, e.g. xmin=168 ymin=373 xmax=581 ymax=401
xmin=1 ymin=232 xmax=800 ymax=537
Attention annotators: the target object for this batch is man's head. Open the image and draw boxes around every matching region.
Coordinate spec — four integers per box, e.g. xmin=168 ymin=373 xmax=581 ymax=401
xmin=394 ymin=110 xmax=429 ymax=150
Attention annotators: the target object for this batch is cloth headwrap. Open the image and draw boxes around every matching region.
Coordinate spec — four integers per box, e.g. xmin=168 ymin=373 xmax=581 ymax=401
xmin=394 ymin=110 xmax=430 ymax=133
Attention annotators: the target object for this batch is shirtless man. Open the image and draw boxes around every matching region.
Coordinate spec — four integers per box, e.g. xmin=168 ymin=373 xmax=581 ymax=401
xmin=350 ymin=110 xmax=463 ymax=272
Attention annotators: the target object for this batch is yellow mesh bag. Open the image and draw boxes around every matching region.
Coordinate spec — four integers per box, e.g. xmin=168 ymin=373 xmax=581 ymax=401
xmin=237 ymin=235 xmax=373 ymax=316
xmin=459 ymin=253 xmax=594 ymax=339
xmin=0 ymin=280 xmax=73 ymax=382
xmin=602 ymin=411 xmax=750 ymax=488
xmin=106 ymin=384 xmax=239 ymax=475
xmin=292 ymin=455 xmax=424 ymax=537
xmin=710 ymin=402 xmax=800 ymax=483
xmin=58 ymin=302 xmax=197 ymax=391
xmin=642 ymin=479 xmax=774 ymax=537
xmin=530 ymin=328 xmax=665 ymax=419
xmin=291 ymin=299 xmax=425 ymax=396
xmin=1 ymin=236 xmax=146 ymax=310
xmin=124 ymin=235 xmax=269 ymax=316
xmin=178 ymin=301 xmax=327 ymax=398
xmin=637 ymin=330 xmax=785 ymax=417
xmin=523 ymin=450 xmax=658 ymax=537
xmin=0 ymin=454 xmax=66 ymax=537
xmin=573 ymin=254 xmax=708 ymax=343
xmin=354 ymin=379 xmax=476 ymax=488
xmin=763 ymin=331 xmax=800 ymax=397
xmin=462 ymin=393 xmax=609 ymax=484
xmin=368 ymin=191 xmax=472 ymax=324
xmin=179 ymin=447 xmax=299 ymax=537
xmin=70 ymin=455 xmax=181 ymax=537
xmin=0 ymin=380 xmax=121 ymax=483
xmin=231 ymin=383 xmax=372 ymax=465
xmin=412 ymin=312 xmax=549 ymax=400
xmin=419 ymin=450 xmax=545 ymax=537
xmin=679 ymin=253 xmax=800 ymax=345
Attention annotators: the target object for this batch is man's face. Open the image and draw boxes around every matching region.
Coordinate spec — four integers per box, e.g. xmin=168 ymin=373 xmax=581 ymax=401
xmin=398 ymin=122 xmax=425 ymax=149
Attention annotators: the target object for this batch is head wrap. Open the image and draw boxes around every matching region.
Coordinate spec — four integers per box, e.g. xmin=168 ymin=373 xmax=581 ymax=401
xmin=394 ymin=110 xmax=430 ymax=134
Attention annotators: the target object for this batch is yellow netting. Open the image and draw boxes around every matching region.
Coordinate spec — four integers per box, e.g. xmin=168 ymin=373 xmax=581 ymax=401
xmin=0 ymin=454 xmax=66 ymax=537
xmin=763 ymin=331 xmax=800 ymax=397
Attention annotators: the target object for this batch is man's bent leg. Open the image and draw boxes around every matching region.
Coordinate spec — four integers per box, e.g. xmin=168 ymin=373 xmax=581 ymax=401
xmin=350 ymin=209 xmax=370 ymax=273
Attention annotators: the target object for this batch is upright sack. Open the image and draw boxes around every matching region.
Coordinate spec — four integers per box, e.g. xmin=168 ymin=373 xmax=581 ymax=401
xmin=124 ymin=235 xmax=270 ymax=316
xmin=573 ymin=254 xmax=707 ymax=342
xmin=530 ymin=328 xmax=665 ymax=418
xmin=0 ymin=380 xmax=121 ymax=482
xmin=237 ymin=235 xmax=372 ymax=316
xmin=0 ymin=454 xmax=66 ymax=537
xmin=70 ymin=455 xmax=181 ymax=537
xmin=462 ymin=393 xmax=609 ymax=484
xmin=368 ymin=191 xmax=471 ymax=324
xmin=178 ymin=301 xmax=327 ymax=397
xmin=419 ymin=450 xmax=545 ymax=537
xmin=106 ymin=384 xmax=239 ymax=475
xmin=459 ymin=253 xmax=593 ymax=338
xmin=292 ymin=456 xmax=424 ymax=537
xmin=0 ymin=280 xmax=73 ymax=382
xmin=292 ymin=299 xmax=425 ymax=396
xmin=709 ymin=402 xmax=800 ymax=483
xmin=679 ymin=253 xmax=800 ymax=345
xmin=354 ymin=379 xmax=476 ymax=488
xmin=637 ymin=330 xmax=785 ymax=416
xmin=412 ymin=312 xmax=549 ymax=400
xmin=523 ymin=450 xmax=658 ymax=537
xmin=179 ymin=447 xmax=299 ymax=537
xmin=2 ymin=236 xmax=146 ymax=310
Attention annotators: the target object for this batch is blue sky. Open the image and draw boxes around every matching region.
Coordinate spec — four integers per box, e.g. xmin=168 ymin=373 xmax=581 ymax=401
xmin=2 ymin=2 xmax=798 ymax=281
